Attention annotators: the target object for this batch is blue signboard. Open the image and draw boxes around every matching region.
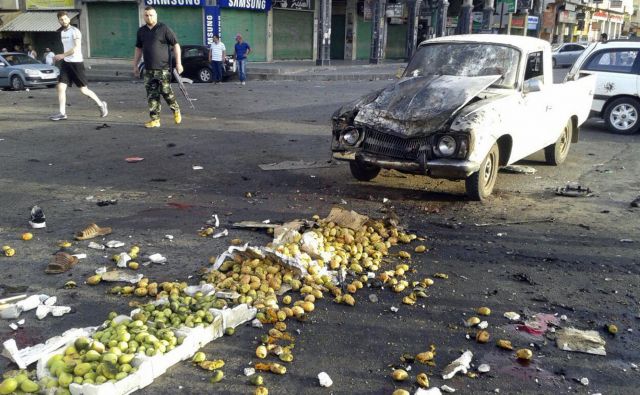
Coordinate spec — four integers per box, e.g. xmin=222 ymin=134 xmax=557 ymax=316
xmin=144 ymin=0 xmax=203 ymax=7
xmin=218 ymin=0 xmax=272 ymax=11
xmin=203 ymin=6 xmax=220 ymax=46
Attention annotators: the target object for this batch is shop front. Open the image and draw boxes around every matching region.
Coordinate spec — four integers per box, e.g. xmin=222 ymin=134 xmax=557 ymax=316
xmin=273 ymin=0 xmax=314 ymax=60
xmin=219 ymin=0 xmax=269 ymax=62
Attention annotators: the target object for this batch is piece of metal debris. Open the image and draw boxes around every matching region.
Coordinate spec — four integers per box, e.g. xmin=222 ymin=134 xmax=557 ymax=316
xmin=555 ymin=183 xmax=593 ymax=197
xmin=501 ymin=165 xmax=537 ymax=174
xmin=259 ymin=160 xmax=336 ymax=171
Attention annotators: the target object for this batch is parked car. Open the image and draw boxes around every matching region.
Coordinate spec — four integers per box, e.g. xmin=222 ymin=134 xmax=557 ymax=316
xmin=331 ymin=35 xmax=595 ymax=200
xmin=551 ymin=43 xmax=586 ymax=68
xmin=0 ymin=52 xmax=59 ymax=90
xmin=138 ymin=45 xmax=236 ymax=82
xmin=566 ymin=40 xmax=640 ymax=134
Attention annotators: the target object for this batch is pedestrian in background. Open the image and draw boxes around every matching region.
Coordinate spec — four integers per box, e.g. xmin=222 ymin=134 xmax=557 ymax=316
xmin=27 ymin=45 xmax=37 ymax=59
xmin=600 ymin=33 xmax=608 ymax=43
xmin=43 ymin=48 xmax=55 ymax=65
xmin=13 ymin=44 xmax=23 ymax=53
xmin=208 ymin=34 xmax=225 ymax=84
xmin=133 ymin=6 xmax=183 ymax=129
xmin=233 ymin=34 xmax=250 ymax=86
xmin=50 ymin=11 xmax=108 ymax=121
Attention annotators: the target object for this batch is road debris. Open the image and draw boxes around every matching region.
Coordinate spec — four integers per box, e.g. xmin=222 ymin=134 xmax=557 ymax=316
xmin=29 ymin=206 xmax=46 ymax=229
xmin=555 ymin=183 xmax=593 ymax=197
xmin=232 ymin=221 xmax=279 ymax=229
xmin=258 ymin=160 xmax=335 ymax=171
xmin=318 ymin=372 xmax=333 ymax=387
xmin=125 ymin=157 xmax=144 ymax=163
xmin=474 ymin=218 xmax=554 ymax=227
xmin=442 ymin=350 xmax=472 ymax=380
xmin=517 ymin=313 xmax=559 ymax=336
xmin=501 ymin=165 xmax=537 ymax=174
xmin=105 ymin=240 xmax=125 ymax=248
xmin=87 ymin=241 xmax=105 ymax=250
xmin=631 ymin=196 xmax=640 ymax=207
xmin=580 ymin=377 xmax=589 ymax=386
xmin=556 ymin=327 xmax=606 ymax=355
xmin=504 ymin=312 xmax=520 ymax=321
xmin=441 ymin=385 xmax=456 ymax=393
xmin=415 ymin=388 xmax=442 ymax=395
xmin=478 ymin=364 xmax=490 ymax=373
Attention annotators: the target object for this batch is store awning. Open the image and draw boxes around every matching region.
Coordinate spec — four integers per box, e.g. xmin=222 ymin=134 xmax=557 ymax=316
xmin=0 ymin=11 xmax=78 ymax=32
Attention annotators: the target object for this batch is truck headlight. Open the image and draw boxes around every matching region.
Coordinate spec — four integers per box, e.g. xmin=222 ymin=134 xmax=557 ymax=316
xmin=342 ymin=127 xmax=360 ymax=146
xmin=436 ymin=135 xmax=457 ymax=157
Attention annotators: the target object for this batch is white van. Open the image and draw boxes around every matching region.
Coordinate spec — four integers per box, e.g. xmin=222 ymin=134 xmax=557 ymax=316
xmin=566 ymin=40 xmax=640 ymax=134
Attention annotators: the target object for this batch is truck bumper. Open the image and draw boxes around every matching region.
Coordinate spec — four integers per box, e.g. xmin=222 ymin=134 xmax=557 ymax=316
xmin=332 ymin=152 xmax=480 ymax=180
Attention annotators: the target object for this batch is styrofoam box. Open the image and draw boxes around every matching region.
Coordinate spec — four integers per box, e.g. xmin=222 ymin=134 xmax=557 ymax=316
xmin=36 ymin=304 xmax=256 ymax=395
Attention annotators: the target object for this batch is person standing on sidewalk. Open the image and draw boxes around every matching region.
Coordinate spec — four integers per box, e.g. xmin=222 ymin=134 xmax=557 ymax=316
xmin=43 ymin=48 xmax=55 ymax=65
xmin=133 ymin=6 xmax=183 ymax=128
xmin=233 ymin=34 xmax=250 ymax=86
xmin=208 ymin=35 xmax=225 ymax=84
xmin=50 ymin=11 xmax=108 ymax=121
xmin=27 ymin=45 xmax=37 ymax=59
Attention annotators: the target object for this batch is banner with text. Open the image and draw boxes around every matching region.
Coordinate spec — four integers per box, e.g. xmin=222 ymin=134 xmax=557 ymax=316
xmin=203 ymin=6 xmax=220 ymax=46
xmin=144 ymin=0 xmax=203 ymax=7
xmin=219 ymin=0 xmax=272 ymax=11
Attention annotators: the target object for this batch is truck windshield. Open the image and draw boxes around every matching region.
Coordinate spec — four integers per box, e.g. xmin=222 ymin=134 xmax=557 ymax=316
xmin=404 ymin=43 xmax=521 ymax=89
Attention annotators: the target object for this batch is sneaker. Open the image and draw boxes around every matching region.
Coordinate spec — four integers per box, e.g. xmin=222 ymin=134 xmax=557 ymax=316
xmin=173 ymin=110 xmax=182 ymax=125
xmin=241 ymin=81 xmax=246 ymax=85
xmin=144 ymin=119 xmax=160 ymax=128
xmin=29 ymin=205 xmax=46 ymax=229
xmin=99 ymin=101 xmax=108 ymax=118
xmin=49 ymin=113 xmax=67 ymax=121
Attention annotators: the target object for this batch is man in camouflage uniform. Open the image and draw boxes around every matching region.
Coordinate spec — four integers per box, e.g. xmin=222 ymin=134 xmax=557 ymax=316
xmin=133 ymin=6 xmax=182 ymax=128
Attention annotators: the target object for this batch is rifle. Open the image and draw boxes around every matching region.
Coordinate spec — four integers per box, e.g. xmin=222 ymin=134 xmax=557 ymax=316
xmin=172 ymin=68 xmax=196 ymax=109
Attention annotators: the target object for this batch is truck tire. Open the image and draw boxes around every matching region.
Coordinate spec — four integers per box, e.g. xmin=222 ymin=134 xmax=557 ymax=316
xmin=604 ymin=97 xmax=640 ymax=135
xmin=465 ymin=143 xmax=499 ymax=201
xmin=10 ymin=75 xmax=24 ymax=91
xmin=349 ymin=161 xmax=380 ymax=181
xmin=545 ymin=119 xmax=572 ymax=165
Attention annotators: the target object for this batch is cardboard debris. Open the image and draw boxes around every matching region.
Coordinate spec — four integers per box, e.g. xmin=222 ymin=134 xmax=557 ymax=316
xmin=442 ymin=350 xmax=473 ymax=380
xmin=258 ymin=160 xmax=335 ymax=171
xmin=100 ymin=270 xmax=144 ymax=284
xmin=324 ymin=207 xmax=369 ymax=230
xmin=556 ymin=327 xmax=606 ymax=355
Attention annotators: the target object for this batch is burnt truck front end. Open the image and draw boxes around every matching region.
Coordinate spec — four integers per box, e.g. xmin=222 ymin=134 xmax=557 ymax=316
xmin=331 ymin=74 xmax=501 ymax=180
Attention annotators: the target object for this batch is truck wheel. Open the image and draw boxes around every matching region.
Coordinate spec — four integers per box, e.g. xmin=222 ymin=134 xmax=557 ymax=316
xmin=10 ymin=75 xmax=24 ymax=91
xmin=465 ymin=143 xmax=499 ymax=201
xmin=349 ymin=161 xmax=380 ymax=181
xmin=545 ymin=119 xmax=572 ymax=165
xmin=604 ymin=97 xmax=640 ymax=135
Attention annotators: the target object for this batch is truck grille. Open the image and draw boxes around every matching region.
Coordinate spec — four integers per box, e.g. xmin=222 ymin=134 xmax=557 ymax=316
xmin=362 ymin=129 xmax=430 ymax=161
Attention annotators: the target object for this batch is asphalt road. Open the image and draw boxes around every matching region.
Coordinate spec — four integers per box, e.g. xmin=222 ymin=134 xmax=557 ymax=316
xmin=0 ymin=76 xmax=639 ymax=395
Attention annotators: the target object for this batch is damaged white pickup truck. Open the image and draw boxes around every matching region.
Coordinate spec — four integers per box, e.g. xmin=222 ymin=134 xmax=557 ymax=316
xmin=331 ymin=35 xmax=596 ymax=200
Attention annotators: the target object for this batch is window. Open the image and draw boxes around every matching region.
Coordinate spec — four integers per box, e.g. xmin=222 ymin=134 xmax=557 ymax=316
xmin=584 ymin=49 xmax=638 ymax=73
xmin=524 ymin=51 xmax=544 ymax=83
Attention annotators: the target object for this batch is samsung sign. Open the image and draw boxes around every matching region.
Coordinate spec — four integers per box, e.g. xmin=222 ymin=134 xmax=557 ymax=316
xmin=219 ymin=0 xmax=271 ymax=11
xmin=144 ymin=0 xmax=203 ymax=6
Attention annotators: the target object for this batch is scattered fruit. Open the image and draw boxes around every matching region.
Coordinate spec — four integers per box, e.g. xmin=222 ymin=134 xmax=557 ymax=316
xmin=416 ymin=372 xmax=429 ymax=388
xmin=477 ymin=307 xmax=491 ymax=316
xmin=516 ymin=348 xmax=533 ymax=361
xmin=607 ymin=324 xmax=618 ymax=334
xmin=392 ymin=369 xmax=409 ymax=381
xmin=497 ymin=339 xmax=513 ymax=350
xmin=21 ymin=232 xmax=33 ymax=241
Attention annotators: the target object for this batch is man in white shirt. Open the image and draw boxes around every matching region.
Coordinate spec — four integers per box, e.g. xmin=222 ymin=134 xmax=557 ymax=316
xmin=44 ymin=48 xmax=55 ymax=65
xmin=208 ymin=35 xmax=226 ymax=84
xmin=50 ymin=11 xmax=108 ymax=121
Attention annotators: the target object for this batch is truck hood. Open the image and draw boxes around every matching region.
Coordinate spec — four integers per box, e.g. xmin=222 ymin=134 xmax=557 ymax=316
xmin=354 ymin=74 xmax=500 ymax=137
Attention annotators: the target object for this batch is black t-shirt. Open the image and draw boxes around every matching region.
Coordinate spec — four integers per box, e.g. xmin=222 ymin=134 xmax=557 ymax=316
xmin=136 ymin=22 xmax=178 ymax=70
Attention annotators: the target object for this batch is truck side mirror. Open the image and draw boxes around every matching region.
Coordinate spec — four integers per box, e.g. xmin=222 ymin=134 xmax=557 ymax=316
xmin=523 ymin=79 xmax=542 ymax=94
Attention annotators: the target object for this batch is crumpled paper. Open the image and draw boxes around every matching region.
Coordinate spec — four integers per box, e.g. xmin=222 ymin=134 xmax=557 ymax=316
xmin=442 ymin=350 xmax=473 ymax=380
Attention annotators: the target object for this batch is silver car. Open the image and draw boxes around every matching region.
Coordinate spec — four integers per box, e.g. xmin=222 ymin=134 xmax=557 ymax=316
xmin=0 ymin=52 xmax=59 ymax=90
xmin=552 ymin=43 xmax=586 ymax=68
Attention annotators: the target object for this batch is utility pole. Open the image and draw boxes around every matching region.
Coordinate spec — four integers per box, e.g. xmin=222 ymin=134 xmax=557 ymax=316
xmin=436 ymin=0 xmax=449 ymax=36
xmin=316 ymin=0 xmax=331 ymax=65
xmin=456 ymin=0 xmax=473 ymax=34
xmin=370 ymin=0 xmax=387 ymax=64
xmin=482 ymin=0 xmax=495 ymax=31
xmin=405 ymin=0 xmax=422 ymax=60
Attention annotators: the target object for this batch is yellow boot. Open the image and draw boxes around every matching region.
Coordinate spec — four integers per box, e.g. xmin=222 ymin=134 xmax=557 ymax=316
xmin=173 ymin=110 xmax=182 ymax=124
xmin=145 ymin=119 xmax=160 ymax=128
